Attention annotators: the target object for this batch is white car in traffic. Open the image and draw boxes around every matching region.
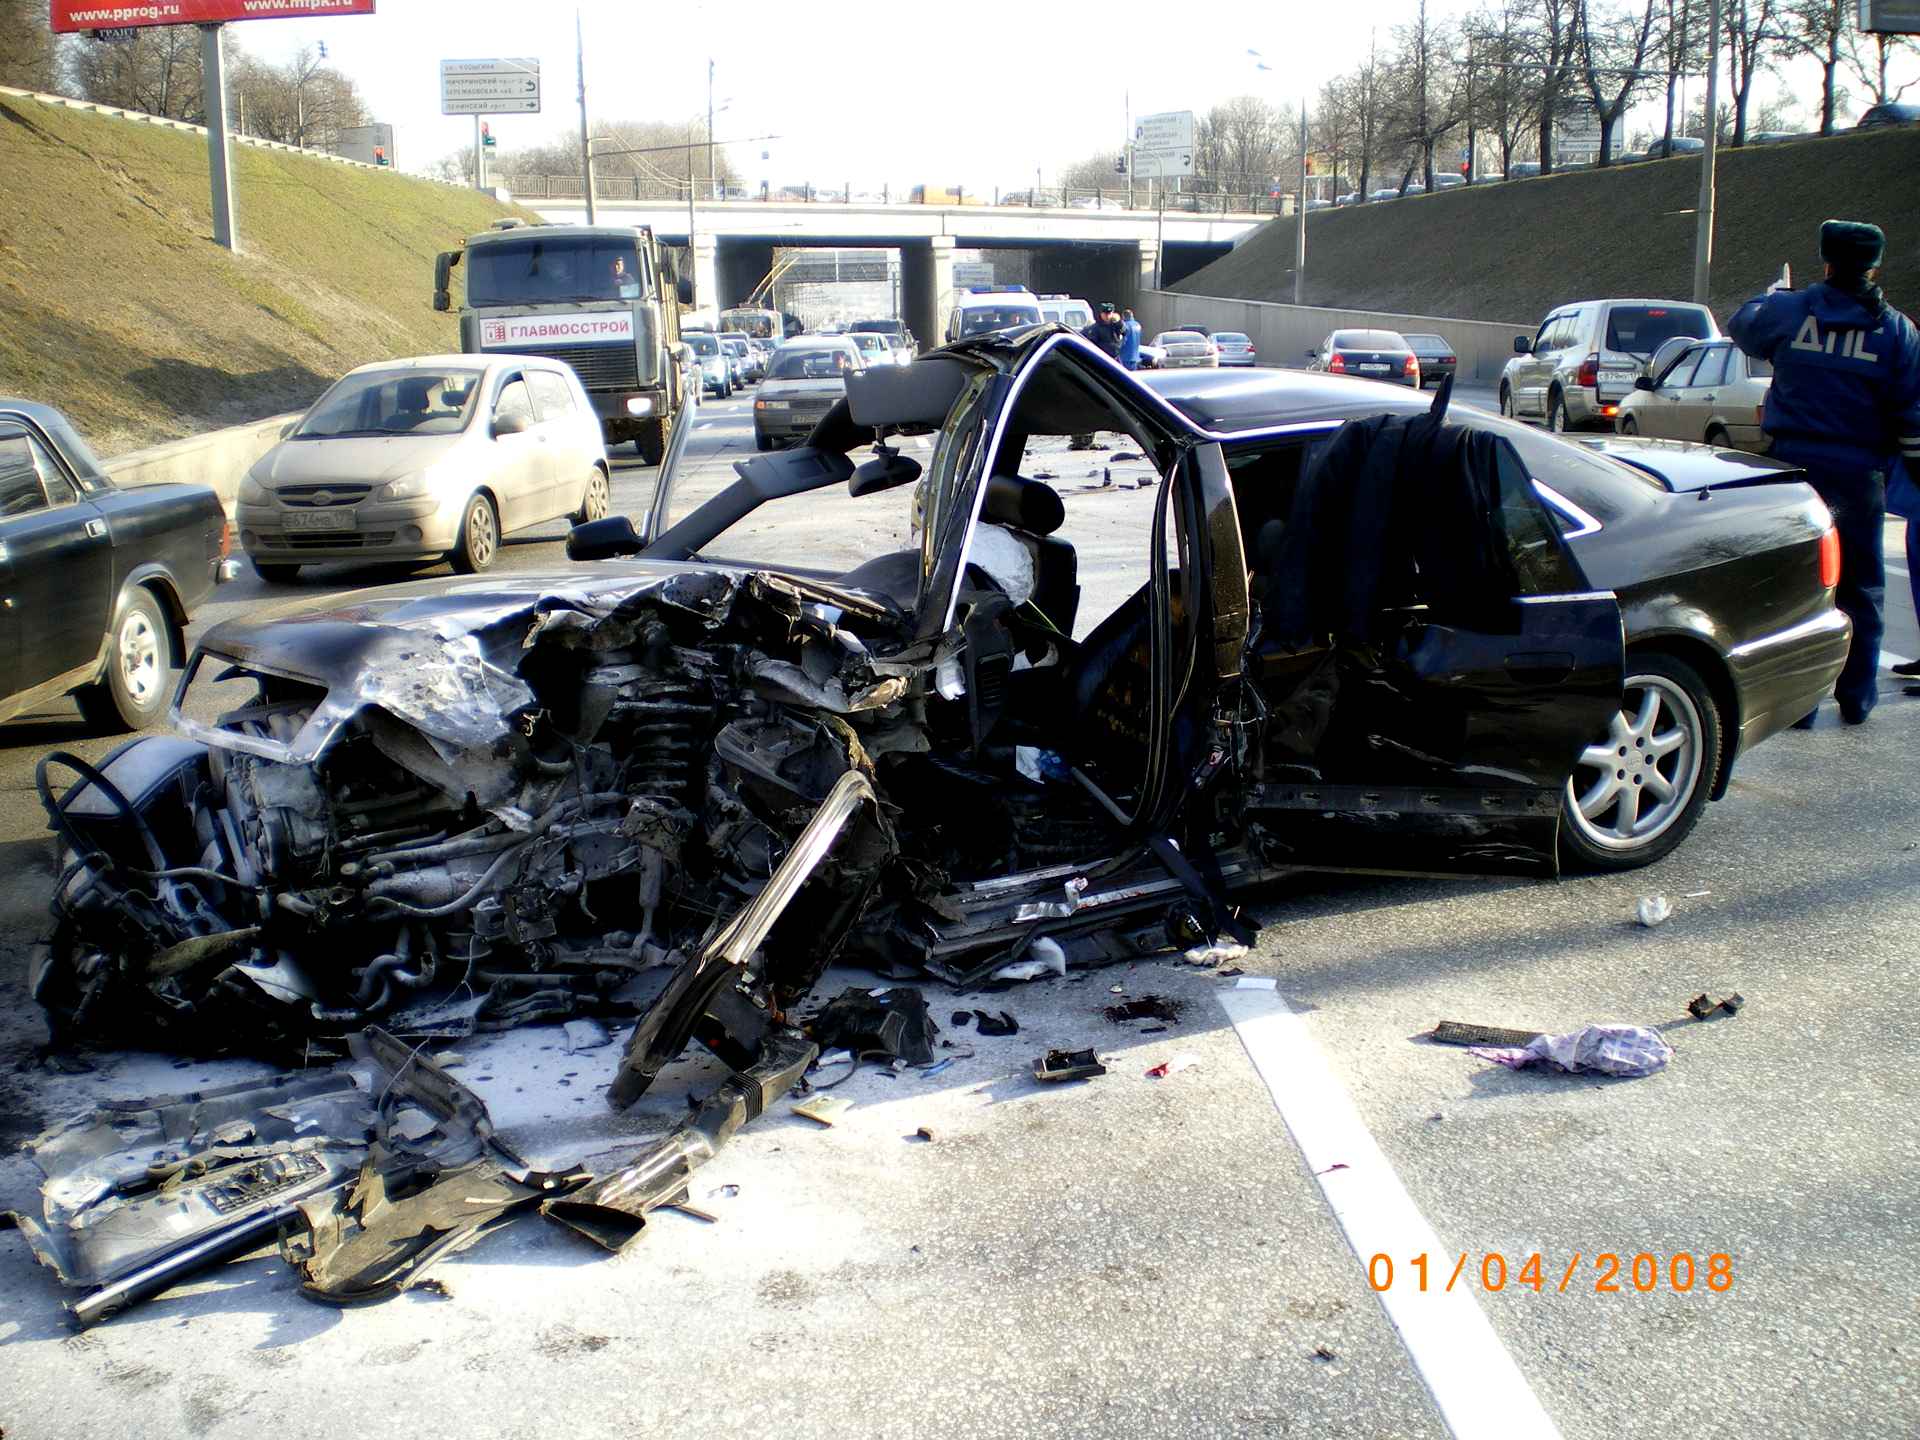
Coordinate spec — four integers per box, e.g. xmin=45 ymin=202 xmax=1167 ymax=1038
xmin=237 ymin=355 xmax=610 ymax=581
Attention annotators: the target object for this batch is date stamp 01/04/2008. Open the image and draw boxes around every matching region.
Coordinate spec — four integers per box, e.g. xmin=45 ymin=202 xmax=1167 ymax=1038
xmin=1367 ymin=1252 xmax=1735 ymax=1295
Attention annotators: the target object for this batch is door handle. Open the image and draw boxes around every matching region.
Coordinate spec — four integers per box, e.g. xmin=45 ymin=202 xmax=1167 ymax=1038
xmin=85 ymin=518 xmax=107 ymax=539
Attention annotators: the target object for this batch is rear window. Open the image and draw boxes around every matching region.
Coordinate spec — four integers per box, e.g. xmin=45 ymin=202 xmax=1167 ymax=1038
xmin=768 ymin=347 xmax=858 ymax=379
xmin=685 ymin=333 xmax=720 ymax=356
xmin=1213 ymin=333 xmax=1250 ymax=344
xmin=1605 ymin=305 xmax=1712 ymax=357
xmin=958 ymin=304 xmax=1043 ymax=336
xmin=1403 ymin=333 xmax=1449 ymax=351
xmin=1331 ymin=330 xmax=1406 ymax=349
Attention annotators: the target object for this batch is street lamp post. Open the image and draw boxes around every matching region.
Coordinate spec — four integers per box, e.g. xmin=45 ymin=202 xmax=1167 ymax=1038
xmin=1692 ymin=0 xmax=1722 ymax=306
xmin=576 ymin=8 xmax=596 ymax=223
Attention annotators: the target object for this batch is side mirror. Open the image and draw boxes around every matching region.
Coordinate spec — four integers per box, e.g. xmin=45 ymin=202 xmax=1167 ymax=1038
xmin=567 ymin=515 xmax=644 ymax=562
xmin=433 ymin=251 xmax=456 ymax=313
xmin=677 ymin=277 xmax=695 ymax=306
xmin=493 ymin=411 xmax=532 ymax=437
xmin=1513 ymin=336 xmax=1532 ymax=354
xmin=1634 ymin=375 xmax=1655 ymax=391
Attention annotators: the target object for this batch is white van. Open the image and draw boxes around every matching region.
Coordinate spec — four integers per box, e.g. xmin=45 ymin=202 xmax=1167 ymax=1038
xmin=944 ymin=286 xmax=1045 ymax=343
xmin=1038 ymin=294 xmax=1095 ymax=330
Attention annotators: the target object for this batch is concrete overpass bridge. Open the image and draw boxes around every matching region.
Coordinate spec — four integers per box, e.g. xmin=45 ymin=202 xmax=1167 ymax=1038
xmin=526 ymin=197 xmax=1268 ymax=341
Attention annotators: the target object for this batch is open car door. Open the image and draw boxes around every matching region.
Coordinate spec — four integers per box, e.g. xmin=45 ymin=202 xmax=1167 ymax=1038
xmin=1243 ymin=403 xmax=1624 ymax=878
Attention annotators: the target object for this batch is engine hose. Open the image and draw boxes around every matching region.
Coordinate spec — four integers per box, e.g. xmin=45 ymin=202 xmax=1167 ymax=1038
xmin=310 ymin=998 xmax=383 ymax=1025
xmin=352 ymin=925 xmax=414 ymax=1005
xmin=365 ymin=840 xmax=530 ymax=918
xmin=36 ymin=751 xmax=167 ymax=871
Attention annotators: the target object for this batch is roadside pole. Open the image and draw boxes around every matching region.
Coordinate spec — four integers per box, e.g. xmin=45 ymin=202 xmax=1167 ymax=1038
xmin=473 ymin=115 xmax=484 ymax=191
xmin=198 ymin=24 xmax=237 ymax=250
xmin=576 ymin=9 xmax=597 ymax=223
xmin=1294 ymin=101 xmax=1307 ymax=305
xmin=1692 ymin=0 xmax=1721 ymax=305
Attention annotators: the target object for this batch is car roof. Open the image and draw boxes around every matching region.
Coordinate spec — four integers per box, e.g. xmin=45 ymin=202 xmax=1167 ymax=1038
xmin=956 ymin=291 xmax=1041 ymax=305
xmin=783 ymin=335 xmax=858 ymax=349
xmin=1138 ymin=367 xmax=1430 ymax=433
xmin=343 ymin=354 xmax=537 ymax=375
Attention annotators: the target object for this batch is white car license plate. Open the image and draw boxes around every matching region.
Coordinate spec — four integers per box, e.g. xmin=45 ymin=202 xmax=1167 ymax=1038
xmin=285 ymin=510 xmax=353 ymax=532
xmin=1359 ymin=363 xmax=1390 ymax=373
xmin=1600 ymin=368 xmax=1638 ymax=385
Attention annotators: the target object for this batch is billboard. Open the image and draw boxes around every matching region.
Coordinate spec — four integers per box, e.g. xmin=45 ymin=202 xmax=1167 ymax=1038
xmin=52 ymin=0 xmax=375 ymax=31
xmin=441 ymin=58 xmax=542 ymax=116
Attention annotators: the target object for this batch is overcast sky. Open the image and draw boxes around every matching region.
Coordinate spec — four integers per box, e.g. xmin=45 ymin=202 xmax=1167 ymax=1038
xmin=231 ymin=0 xmax=1911 ymax=186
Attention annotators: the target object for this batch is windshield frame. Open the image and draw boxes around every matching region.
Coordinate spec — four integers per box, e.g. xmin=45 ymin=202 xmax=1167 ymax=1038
xmin=464 ymin=233 xmax=647 ymax=308
xmin=293 ymin=366 xmax=485 ymax=440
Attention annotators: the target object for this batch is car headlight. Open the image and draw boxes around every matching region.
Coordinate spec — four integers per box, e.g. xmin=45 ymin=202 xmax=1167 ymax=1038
xmin=376 ymin=473 xmax=429 ymax=502
xmin=238 ymin=474 xmax=269 ymax=505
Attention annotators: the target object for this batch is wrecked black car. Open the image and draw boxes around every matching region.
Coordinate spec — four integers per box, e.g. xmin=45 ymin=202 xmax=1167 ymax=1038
xmin=32 ymin=328 xmax=1845 ymax=1107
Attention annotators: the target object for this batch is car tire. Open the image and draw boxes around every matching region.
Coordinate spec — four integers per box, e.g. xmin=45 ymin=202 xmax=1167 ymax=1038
xmin=754 ymin=432 xmax=774 ymax=452
xmin=634 ymin=420 xmax=667 ymax=466
xmin=1705 ymin=425 xmax=1729 ymax=448
xmin=450 ymin=492 xmax=499 ymax=574
xmin=1498 ymin=384 xmax=1514 ymax=418
xmin=1559 ymin=651 xmax=1722 ymax=873
xmin=76 ymin=588 xmax=174 ymax=734
xmin=1618 ymin=415 xmax=1639 ymax=436
xmin=252 ymin=560 xmax=301 ymax=584
xmin=572 ymin=466 xmax=610 ymax=525
xmin=1548 ymin=390 xmax=1571 ymax=433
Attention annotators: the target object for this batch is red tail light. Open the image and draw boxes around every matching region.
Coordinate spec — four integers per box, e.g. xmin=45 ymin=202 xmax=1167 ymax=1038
xmin=1818 ymin=526 xmax=1841 ymax=589
xmin=219 ymin=520 xmax=234 ymax=558
xmin=1246 ymin=346 xmax=1256 ymax=355
xmin=1328 ymin=353 xmax=1346 ymax=373
xmin=1576 ymin=353 xmax=1599 ymax=387
xmin=1404 ymin=353 xmax=1420 ymax=377
xmin=1443 ymin=354 xmax=1456 ymax=365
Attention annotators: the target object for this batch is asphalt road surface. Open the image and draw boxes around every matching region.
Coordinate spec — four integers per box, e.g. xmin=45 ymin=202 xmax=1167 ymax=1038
xmin=0 ymin=388 xmax=1915 ymax=1440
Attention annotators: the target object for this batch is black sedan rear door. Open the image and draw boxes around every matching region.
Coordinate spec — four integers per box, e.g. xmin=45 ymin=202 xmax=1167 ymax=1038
xmin=0 ymin=425 xmax=114 ymax=699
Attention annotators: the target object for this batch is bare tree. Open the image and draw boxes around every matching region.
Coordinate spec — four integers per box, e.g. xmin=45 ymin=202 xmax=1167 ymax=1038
xmin=1387 ymin=0 xmax=1466 ymax=190
xmin=1466 ymin=0 xmax=1543 ymax=177
xmin=1724 ymin=0 xmax=1784 ymax=145
xmin=1313 ymin=74 xmax=1362 ymax=196
xmin=0 ymin=0 xmax=61 ymax=93
xmin=1846 ymin=29 xmax=1918 ymax=108
xmin=1352 ymin=30 xmax=1387 ymax=197
xmin=1195 ymin=95 xmax=1291 ymax=197
xmin=230 ymin=46 xmax=367 ymax=149
xmin=64 ymin=25 xmax=203 ymax=120
xmin=428 ymin=147 xmax=477 ymax=184
xmin=1782 ymin=0 xmax=1851 ymax=134
xmin=1576 ymin=0 xmax=1662 ymax=163
xmin=1522 ymin=0 xmax=1582 ymax=172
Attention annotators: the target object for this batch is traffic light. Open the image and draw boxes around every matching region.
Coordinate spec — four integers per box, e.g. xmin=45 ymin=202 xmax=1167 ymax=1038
xmin=1114 ymin=153 xmax=1127 ymax=174
xmin=374 ymin=146 xmax=388 ymax=167
xmin=481 ymin=122 xmax=496 ymax=149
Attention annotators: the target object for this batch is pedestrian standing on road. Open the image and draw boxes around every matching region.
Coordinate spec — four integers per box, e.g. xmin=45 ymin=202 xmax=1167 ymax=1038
xmin=1082 ymin=301 xmax=1127 ymax=360
xmin=1729 ymin=220 xmax=1920 ymax=724
xmin=1120 ymin=308 xmax=1143 ymax=370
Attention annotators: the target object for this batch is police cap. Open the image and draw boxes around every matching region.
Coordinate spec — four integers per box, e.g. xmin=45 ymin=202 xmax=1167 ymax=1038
xmin=1819 ymin=219 xmax=1885 ymax=272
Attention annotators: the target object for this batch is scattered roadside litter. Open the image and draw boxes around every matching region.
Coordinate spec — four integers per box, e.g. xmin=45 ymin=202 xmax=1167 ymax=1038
xmin=972 ymin=1010 xmax=1020 ymax=1037
xmin=1033 ymin=1048 xmax=1108 ymax=1082
xmin=1144 ymin=1053 xmax=1201 ymax=1079
xmin=1233 ymin=977 xmax=1277 ymax=991
xmin=1431 ymin=1020 xmax=1546 ymax=1047
xmin=992 ymin=937 xmax=1068 ymax=982
xmin=563 ymin=1019 xmax=611 ymax=1054
xmin=1312 ymin=1345 xmax=1338 ymax=1363
xmin=1687 ymin=992 xmax=1745 ymax=1020
xmin=911 ymin=1126 xmax=936 ymax=1143
xmin=1635 ymin=894 xmax=1673 ymax=927
xmin=810 ymin=987 xmax=939 ymax=1066
xmin=1683 ymin=890 xmax=1712 ymax=898
xmin=920 ymin=1057 xmax=956 ymax=1078
xmin=1469 ymin=1023 xmax=1673 ymax=1077
xmin=1103 ymin=995 xmax=1187 ymax=1025
xmin=1183 ymin=940 xmax=1251 ymax=967
xmin=793 ymin=1095 xmax=854 ymax=1127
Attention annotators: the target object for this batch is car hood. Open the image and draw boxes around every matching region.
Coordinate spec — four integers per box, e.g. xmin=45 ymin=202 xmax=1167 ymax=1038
xmin=178 ymin=561 xmax=913 ymax=766
xmin=1573 ymin=435 xmax=1801 ymax=492
xmin=256 ymin=434 xmax=463 ymax=486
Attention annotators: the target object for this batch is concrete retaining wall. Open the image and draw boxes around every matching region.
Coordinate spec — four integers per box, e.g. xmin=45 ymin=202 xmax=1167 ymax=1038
xmin=1137 ymin=290 xmax=1533 ymax=385
xmin=106 ymin=412 xmax=301 ymax=514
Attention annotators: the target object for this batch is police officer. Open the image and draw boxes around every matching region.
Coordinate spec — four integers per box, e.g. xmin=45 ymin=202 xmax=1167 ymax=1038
xmin=1730 ymin=220 xmax=1920 ymax=725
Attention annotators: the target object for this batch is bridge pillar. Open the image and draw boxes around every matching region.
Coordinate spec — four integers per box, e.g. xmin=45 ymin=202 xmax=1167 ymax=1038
xmin=1132 ymin=240 xmax=1161 ymax=304
xmin=690 ymin=233 xmax=718 ymax=314
xmin=900 ymin=235 xmax=955 ymax=350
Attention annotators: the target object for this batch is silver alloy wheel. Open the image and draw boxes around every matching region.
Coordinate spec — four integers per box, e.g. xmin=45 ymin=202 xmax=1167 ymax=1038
xmin=584 ymin=469 xmax=609 ymax=522
xmin=467 ymin=499 xmax=496 ymax=568
xmin=1565 ymin=674 xmax=1703 ymax=853
xmin=1549 ymin=394 xmax=1569 ymax=432
xmin=117 ymin=608 xmax=162 ymax=706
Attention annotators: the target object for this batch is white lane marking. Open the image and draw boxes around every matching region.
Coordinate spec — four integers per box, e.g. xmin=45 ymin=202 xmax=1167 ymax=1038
xmin=1219 ymin=988 xmax=1565 ymax=1440
xmin=1884 ymin=651 xmax=1915 ymax=669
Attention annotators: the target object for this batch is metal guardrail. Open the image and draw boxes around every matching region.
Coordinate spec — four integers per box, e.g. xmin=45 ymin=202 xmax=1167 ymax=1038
xmin=498 ymin=173 xmax=1287 ymax=216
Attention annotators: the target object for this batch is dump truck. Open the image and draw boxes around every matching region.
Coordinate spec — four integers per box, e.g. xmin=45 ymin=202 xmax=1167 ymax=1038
xmin=435 ymin=220 xmax=692 ymax=464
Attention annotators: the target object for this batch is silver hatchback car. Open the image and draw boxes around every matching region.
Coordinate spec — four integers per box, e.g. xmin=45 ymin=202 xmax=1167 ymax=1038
xmin=1500 ymin=299 xmax=1720 ymax=432
xmin=238 ymin=355 xmax=610 ymax=581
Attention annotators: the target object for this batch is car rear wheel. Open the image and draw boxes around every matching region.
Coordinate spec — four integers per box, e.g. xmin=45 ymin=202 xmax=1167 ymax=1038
xmin=633 ymin=419 xmax=667 ymax=466
xmin=1618 ymin=414 xmax=1639 ymax=436
xmin=450 ymin=493 xmax=499 ymax=574
xmin=76 ymin=589 xmax=173 ymax=733
xmin=754 ymin=432 xmax=775 ymax=452
xmin=1499 ymin=384 xmax=1514 ymax=418
xmin=1548 ymin=391 xmax=1571 ymax=432
xmin=573 ymin=466 xmax=610 ymax=524
xmin=252 ymin=560 xmax=301 ymax=584
xmin=1559 ymin=652 xmax=1721 ymax=872
xmin=1705 ymin=425 xmax=1730 ymax=448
